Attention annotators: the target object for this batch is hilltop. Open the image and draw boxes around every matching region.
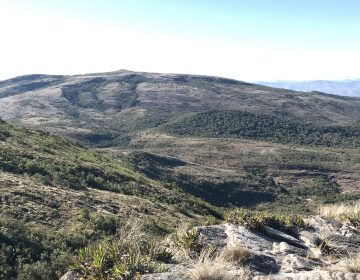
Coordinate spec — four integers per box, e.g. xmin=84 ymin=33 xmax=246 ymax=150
xmin=1 ymin=71 xmax=360 ymax=140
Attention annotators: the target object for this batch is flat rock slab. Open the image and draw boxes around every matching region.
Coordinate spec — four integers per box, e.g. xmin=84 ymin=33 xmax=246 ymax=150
xmin=248 ymin=253 xmax=281 ymax=274
xmin=196 ymin=224 xmax=228 ymax=249
xmin=280 ymin=254 xmax=323 ymax=273
xmin=299 ymin=230 xmax=321 ymax=247
xmin=272 ymin=242 xmax=309 ymax=257
xmin=225 ymin=224 xmax=274 ymax=252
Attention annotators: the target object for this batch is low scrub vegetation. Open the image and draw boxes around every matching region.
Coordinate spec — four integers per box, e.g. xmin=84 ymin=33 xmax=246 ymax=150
xmin=0 ymin=120 xmax=222 ymax=278
xmin=0 ymin=216 xmax=74 ymax=280
xmin=163 ymin=110 xmax=360 ymax=147
xmin=0 ymin=119 xmax=221 ymax=216
xmin=187 ymin=248 xmax=232 ymax=280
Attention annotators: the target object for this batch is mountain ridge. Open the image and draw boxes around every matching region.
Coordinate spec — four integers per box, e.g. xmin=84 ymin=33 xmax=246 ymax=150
xmin=1 ymin=70 xmax=360 ymax=144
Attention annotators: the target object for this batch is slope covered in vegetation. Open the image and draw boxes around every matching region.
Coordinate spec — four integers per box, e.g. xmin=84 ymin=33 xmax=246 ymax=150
xmin=0 ymin=119 xmax=219 ymax=279
xmin=162 ymin=110 xmax=360 ymax=147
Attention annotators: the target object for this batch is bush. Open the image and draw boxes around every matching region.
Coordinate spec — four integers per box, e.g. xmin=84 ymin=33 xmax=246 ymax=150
xmin=187 ymin=248 xmax=242 ymax=280
xmin=0 ymin=217 xmax=72 ymax=280
xmin=318 ymin=237 xmax=345 ymax=259
xmin=226 ymin=208 xmax=305 ymax=236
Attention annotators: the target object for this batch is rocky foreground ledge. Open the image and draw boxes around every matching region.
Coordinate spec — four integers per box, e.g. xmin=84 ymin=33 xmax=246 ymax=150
xmin=61 ymin=215 xmax=360 ymax=280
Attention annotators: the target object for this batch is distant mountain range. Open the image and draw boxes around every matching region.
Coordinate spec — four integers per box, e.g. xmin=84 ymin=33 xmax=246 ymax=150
xmin=258 ymin=79 xmax=360 ymax=97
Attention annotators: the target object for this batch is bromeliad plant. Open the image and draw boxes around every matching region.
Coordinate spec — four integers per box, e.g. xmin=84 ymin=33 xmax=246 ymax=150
xmin=71 ymin=219 xmax=173 ymax=280
xmin=171 ymin=228 xmax=204 ymax=260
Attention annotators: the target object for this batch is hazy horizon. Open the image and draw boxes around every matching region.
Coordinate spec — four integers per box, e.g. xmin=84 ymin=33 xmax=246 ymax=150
xmin=1 ymin=0 xmax=360 ymax=81
xmin=1 ymin=69 xmax=360 ymax=84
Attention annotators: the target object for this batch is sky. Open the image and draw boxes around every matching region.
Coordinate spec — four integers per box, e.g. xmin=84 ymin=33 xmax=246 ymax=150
xmin=1 ymin=0 xmax=360 ymax=81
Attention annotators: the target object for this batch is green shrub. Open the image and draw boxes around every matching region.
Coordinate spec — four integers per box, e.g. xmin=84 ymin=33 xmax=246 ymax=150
xmin=0 ymin=217 xmax=72 ymax=280
xmin=226 ymin=208 xmax=305 ymax=236
xmin=171 ymin=228 xmax=204 ymax=260
xmin=172 ymin=229 xmax=200 ymax=252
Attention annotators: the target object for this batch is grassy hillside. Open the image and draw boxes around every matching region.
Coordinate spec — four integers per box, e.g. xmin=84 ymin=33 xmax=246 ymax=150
xmin=0 ymin=119 xmax=219 ymax=280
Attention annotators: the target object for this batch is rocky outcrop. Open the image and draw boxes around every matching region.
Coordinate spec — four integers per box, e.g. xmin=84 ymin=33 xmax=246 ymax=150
xmin=141 ymin=216 xmax=360 ymax=280
xmin=60 ymin=215 xmax=360 ymax=280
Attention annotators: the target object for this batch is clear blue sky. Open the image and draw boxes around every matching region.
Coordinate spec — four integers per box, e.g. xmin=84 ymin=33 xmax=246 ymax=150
xmin=1 ymin=0 xmax=360 ymax=81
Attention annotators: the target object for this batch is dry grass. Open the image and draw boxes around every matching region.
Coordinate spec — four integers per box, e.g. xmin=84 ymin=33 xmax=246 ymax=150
xmin=318 ymin=236 xmax=346 ymax=259
xmin=187 ymin=246 xmax=254 ymax=280
xmin=318 ymin=201 xmax=360 ymax=221
xmin=345 ymin=255 xmax=360 ymax=273
xmin=337 ymin=255 xmax=360 ymax=273
xmin=187 ymin=249 xmax=233 ymax=280
xmin=220 ymin=245 xmax=253 ymax=264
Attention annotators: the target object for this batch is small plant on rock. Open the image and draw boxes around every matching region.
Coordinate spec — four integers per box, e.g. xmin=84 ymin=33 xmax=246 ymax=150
xmin=172 ymin=228 xmax=202 ymax=259
xmin=318 ymin=236 xmax=345 ymax=259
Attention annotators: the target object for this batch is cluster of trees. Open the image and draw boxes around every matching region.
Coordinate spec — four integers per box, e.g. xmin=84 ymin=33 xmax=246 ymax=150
xmin=164 ymin=110 xmax=360 ymax=147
